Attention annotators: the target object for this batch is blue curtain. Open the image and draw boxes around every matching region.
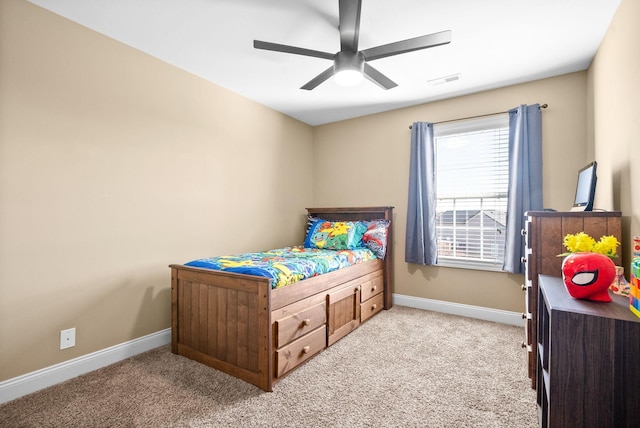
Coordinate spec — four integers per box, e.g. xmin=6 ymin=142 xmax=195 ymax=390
xmin=405 ymin=122 xmax=437 ymax=265
xmin=503 ymin=104 xmax=543 ymax=273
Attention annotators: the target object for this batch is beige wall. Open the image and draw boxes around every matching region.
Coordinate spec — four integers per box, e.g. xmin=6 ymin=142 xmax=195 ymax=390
xmin=0 ymin=0 xmax=314 ymax=381
xmin=313 ymin=73 xmax=589 ymax=313
xmin=588 ymin=0 xmax=640 ymax=269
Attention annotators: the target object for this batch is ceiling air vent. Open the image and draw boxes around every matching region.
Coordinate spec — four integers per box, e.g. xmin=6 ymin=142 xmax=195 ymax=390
xmin=428 ymin=73 xmax=461 ymax=86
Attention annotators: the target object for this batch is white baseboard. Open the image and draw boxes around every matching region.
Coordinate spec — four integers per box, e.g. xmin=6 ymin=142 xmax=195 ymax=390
xmin=393 ymin=294 xmax=524 ymax=327
xmin=1 ymin=297 xmax=521 ymax=404
xmin=0 ymin=328 xmax=171 ymax=405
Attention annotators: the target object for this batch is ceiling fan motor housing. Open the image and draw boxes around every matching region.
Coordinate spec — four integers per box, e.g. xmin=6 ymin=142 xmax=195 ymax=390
xmin=334 ymin=51 xmax=365 ymax=74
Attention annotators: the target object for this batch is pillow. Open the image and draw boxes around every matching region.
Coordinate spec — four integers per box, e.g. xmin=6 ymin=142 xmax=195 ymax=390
xmin=361 ymin=219 xmax=391 ymax=259
xmin=304 ymin=219 xmax=367 ymax=250
xmin=306 ymin=215 xmax=321 ymax=235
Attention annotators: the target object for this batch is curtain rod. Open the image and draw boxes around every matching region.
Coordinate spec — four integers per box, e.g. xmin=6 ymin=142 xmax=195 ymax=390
xmin=408 ymin=103 xmax=548 ymax=129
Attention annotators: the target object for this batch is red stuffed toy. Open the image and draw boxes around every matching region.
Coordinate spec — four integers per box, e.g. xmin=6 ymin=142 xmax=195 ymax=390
xmin=561 ymin=252 xmax=616 ymax=302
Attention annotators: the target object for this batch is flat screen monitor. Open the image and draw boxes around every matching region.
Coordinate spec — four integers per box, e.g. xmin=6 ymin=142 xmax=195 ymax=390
xmin=570 ymin=161 xmax=597 ymax=211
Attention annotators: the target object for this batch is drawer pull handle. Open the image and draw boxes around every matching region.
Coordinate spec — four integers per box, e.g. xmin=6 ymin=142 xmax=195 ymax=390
xmin=302 ymin=346 xmax=310 ymax=354
xmin=371 ymin=304 xmax=377 ymax=310
xmin=371 ymin=285 xmax=377 ymax=292
xmin=302 ymin=319 xmax=311 ymax=326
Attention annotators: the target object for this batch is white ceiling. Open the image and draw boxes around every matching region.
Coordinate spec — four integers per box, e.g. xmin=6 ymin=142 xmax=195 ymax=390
xmin=28 ymin=0 xmax=621 ymax=126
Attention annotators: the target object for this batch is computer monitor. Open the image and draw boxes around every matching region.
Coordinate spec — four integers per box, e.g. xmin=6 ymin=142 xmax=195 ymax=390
xmin=570 ymin=161 xmax=597 ymax=212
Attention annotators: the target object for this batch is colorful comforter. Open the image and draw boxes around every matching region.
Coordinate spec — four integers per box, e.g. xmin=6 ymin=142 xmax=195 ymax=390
xmin=184 ymin=246 xmax=376 ymax=289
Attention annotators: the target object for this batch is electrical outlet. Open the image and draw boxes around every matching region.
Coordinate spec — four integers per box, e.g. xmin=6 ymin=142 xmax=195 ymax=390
xmin=60 ymin=328 xmax=76 ymax=350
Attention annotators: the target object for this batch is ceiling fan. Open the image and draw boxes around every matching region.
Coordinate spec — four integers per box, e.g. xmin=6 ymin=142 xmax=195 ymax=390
xmin=253 ymin=0 xmax=451 ymax=90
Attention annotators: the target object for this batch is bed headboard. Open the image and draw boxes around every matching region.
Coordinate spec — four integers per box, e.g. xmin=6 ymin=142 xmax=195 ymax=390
xmin=306 ymin=206 xmax=393 ymax=222
xmin=305 ymin=206 xmax=394 ymax=309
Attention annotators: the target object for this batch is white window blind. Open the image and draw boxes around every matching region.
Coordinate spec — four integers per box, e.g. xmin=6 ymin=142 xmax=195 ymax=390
xmin=433 ymin=113 xmax=510 ymax=270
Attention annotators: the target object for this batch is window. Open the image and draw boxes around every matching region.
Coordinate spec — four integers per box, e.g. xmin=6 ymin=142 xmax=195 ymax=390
xmin=433 ymin=114 xmax=509 ymax=271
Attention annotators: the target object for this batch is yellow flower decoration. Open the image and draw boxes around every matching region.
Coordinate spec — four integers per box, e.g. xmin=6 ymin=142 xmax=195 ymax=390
xmin=564 ymin=232 xmax=596 ymax=253
xmin=592 ymin=235 xmax=621 ymax=257
xmin=559 ymin=232 xmax=620 ymax=258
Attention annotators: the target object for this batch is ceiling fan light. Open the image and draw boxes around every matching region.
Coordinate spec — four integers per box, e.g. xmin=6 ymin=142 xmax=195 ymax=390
xmin=334 ymin=69 xmax=363 ymax=86
xmin=333 ymin=51 xmax=365 ymax=86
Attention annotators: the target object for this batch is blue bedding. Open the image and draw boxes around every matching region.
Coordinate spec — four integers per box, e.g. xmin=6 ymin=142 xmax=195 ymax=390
xmin=184 ymin=246 xmax=376 ymax=289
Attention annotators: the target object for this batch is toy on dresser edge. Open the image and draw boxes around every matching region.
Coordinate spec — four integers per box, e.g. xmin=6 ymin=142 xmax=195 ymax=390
xmin=630 ymin=258 xmax=640 ymax=318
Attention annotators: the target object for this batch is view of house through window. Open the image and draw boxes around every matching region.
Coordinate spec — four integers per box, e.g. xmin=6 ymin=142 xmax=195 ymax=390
xmin=434 ymin=113 xmax=510 ymax=270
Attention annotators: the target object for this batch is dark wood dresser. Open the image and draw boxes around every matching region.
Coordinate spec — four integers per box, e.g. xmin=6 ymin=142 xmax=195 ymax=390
xmin=537 ymin=275 xmax=640 ymax=427
xmin=522 ymin=211 xmax=622 ymax=388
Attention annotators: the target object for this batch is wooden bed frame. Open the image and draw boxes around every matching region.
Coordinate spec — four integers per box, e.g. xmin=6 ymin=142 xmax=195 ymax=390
xmin=170 ymin=206 xmax=394 ymax=391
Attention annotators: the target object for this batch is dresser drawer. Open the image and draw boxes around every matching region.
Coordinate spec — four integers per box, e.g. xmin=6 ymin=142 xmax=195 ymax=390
xmin=360 ymin=292 xmax=384 ymax=323
xmin=274 ymin=302 xmax=326 ymax=348
xmin=360 ymin=274 xmax=383 ymax=302
xmin=275 ymin=326 xmax=326 ymax=378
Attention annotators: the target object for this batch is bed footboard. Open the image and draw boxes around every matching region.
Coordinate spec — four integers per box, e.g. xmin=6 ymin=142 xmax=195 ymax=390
xmin=170 ymin=265 xmax=273 ymax=391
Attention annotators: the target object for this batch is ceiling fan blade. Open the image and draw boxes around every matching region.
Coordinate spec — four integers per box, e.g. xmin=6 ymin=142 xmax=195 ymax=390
xmin=254 ymin=40 xmax=334 ymax=60
xmin=363 ymin=63 xmax=397 ymax=90
xmin=339 ymin=0 xmax=362 ymax=52
xmin=301 ymin=66 xmax=335 ymax=90
xmin=360 ymin=30 xmax=451 ymax=61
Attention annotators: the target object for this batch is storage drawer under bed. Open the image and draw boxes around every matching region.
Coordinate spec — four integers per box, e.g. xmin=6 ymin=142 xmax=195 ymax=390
xmin=275 ymin=326 xmax=326 ymax=378
xmin=274 ymin=302 xmax=326 ymax=348
xmin=359 ymin=273 xmax=384 ymax=302
xmin=361 ymin=292 xmax=384 ymax=323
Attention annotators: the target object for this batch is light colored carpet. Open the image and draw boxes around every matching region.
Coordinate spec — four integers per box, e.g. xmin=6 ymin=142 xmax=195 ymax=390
xmin=0 ymin=306 xmax=537 ymax=427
